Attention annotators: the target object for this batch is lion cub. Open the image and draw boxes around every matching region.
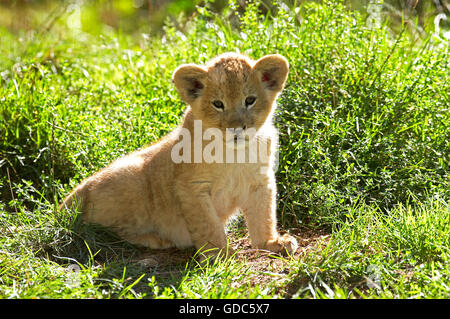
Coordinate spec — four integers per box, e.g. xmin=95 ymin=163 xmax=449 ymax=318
xmin=61 ymin=52 xmax=298 ymax=257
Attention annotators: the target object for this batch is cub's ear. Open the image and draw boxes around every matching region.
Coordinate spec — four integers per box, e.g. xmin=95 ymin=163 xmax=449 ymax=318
xmin=253 ymin=54 xmax=289 ymax=92
xmin=172 ymin=64 xmax=207 ymax=104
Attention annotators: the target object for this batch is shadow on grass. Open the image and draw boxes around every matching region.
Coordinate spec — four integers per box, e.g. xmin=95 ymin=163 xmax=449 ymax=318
xmin=40 ymin=211 xmax=196 ymax=298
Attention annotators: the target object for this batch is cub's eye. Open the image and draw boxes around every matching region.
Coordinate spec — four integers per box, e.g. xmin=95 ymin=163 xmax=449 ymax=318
xmin=212 ymin=100 xmax=224 ymax=111
xmin=245 ymin=96 xmax=256 ymax=108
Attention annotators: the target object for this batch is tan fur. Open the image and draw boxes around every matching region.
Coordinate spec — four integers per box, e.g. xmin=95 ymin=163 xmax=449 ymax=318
xmin=61 ymin=52 xmax=298 ymax=257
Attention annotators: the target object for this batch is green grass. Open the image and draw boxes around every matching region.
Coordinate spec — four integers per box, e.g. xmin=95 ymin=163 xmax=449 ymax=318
xmin=0 ymin=0 xmax=449 ymax=298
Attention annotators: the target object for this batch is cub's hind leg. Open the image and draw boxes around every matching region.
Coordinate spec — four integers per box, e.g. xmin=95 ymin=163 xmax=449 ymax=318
xmin=123 ymin=233 xmax=174 ymax=249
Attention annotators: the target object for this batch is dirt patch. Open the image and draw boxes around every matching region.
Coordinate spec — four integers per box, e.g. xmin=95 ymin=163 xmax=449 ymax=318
xmin=132 ymin=247 xmax=195 ymax=280
xmin=133 ymin=228 xmax=329 ymax=266
xmin=131 ymin=228 xmax=331 ymax=294
xmin=230 ymin=228 xmax=331 ymax=291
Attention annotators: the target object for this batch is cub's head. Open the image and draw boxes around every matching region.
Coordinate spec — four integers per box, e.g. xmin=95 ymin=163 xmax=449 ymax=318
xmin=172 ymin=53 xmax=289 ymax=137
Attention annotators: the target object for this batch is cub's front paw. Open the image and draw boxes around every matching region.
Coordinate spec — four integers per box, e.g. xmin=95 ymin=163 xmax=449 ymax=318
xmin=264 ymin=234 xmax=298 ymax=255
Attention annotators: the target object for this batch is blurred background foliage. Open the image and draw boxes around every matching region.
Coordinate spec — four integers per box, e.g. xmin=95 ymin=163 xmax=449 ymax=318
xmin=0 ymin=0 xmax=449 ymax=37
